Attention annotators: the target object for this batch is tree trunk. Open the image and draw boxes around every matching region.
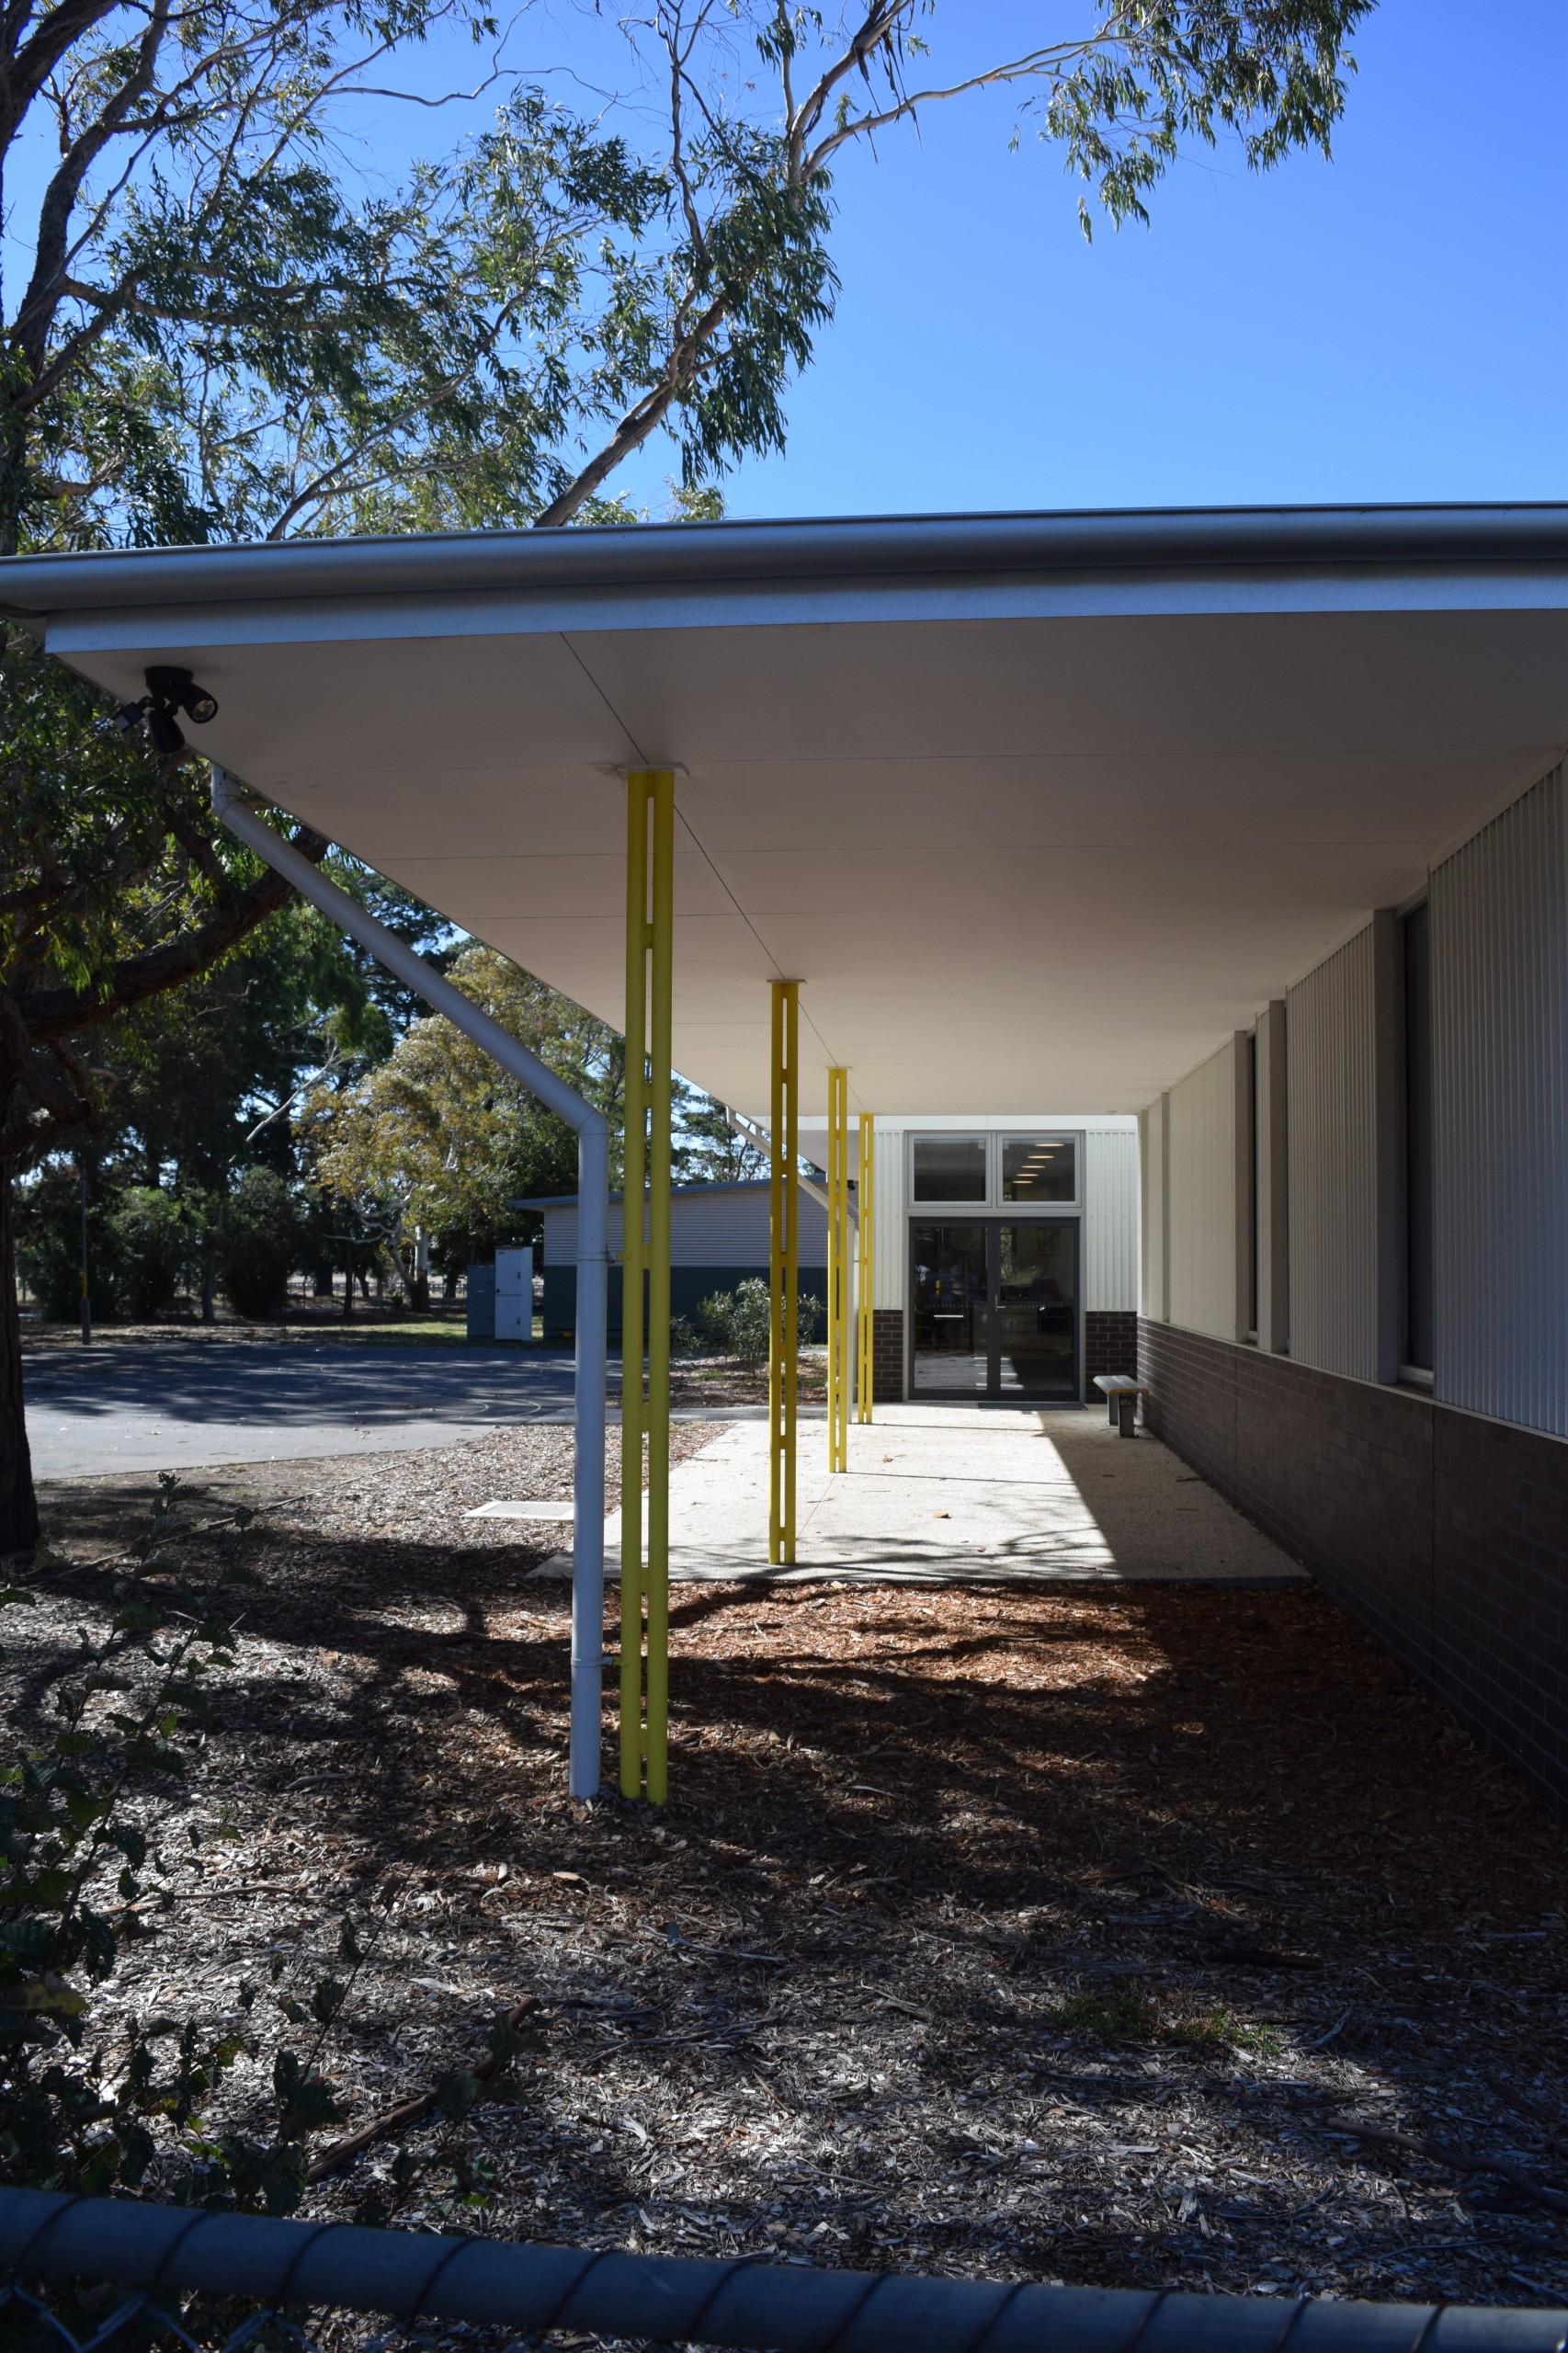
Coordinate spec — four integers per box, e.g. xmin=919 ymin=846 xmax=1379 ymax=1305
xmin=0 ymin=1137 xmax=41 ymax=1560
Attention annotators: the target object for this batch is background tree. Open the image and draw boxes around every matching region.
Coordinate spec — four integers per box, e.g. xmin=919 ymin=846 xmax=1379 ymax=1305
xmin=301 ymin=945 xmax=625 ymax=1295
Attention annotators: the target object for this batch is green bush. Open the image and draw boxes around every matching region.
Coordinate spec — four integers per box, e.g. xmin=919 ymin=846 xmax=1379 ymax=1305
xmin=221 ymin=1168 xmax=299 ymax=1320
xmin=669 ymin=1313 xmax=701 ymax=1358
xmin=695 ymin=1280 xmax=824 ymax=1363
xmin=108 ymin=1186 xmax=194 ymax=1320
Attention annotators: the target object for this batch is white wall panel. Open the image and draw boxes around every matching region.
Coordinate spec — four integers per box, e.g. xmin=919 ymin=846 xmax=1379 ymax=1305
xmin=1255 ymin=1002 xmax=1290 ymax=1353
xmin=1287 ymin=926 xmax=1379 ymax=1381
xmin=871 ymin=1120 xmax=906 ymax=1311
xmin=1085 ymin=1128 xmax=1139 ymax=1310
xmin=1167 ymin=1040 xmax=1244 ymax=1340
xmin=1138 ymin=1096 xmax=1169 ymax=1322
xmin=1431 ymin=766 xmax=1568 ymax=1434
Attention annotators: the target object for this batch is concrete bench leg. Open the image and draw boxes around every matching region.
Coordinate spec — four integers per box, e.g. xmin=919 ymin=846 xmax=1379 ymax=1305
xmin=1117 ymin=1392 xmax=1138 ymax=1438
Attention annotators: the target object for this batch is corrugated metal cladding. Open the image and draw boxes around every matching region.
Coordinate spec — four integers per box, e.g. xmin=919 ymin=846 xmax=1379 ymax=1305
xmin=1085 ymin=1129 xmax=1139 ymax=1311
xmin=871 ymin=1130 xmax=905 ymax=1312
xmin=540 ymin=1187 xmax=826 ymax=1267
xmin=1166 ymin=1042 xmax=1240 ymax=1340
xmin=1431 ymin=766 xmax=1568 ymax=1435
xmin=1287 ymin=925 xmax=1379 ymax=1381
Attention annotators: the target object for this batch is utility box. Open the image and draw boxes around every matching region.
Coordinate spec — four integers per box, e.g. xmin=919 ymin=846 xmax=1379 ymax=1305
xmin=466 ymin=1262 xmax=495 ymax=1340
xmin=494 ymin=1245 xmax=534 ymax=1342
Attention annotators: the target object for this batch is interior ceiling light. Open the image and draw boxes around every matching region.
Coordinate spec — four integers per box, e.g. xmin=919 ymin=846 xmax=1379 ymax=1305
xmin=115 ymin=665 xmax=220 ymax=756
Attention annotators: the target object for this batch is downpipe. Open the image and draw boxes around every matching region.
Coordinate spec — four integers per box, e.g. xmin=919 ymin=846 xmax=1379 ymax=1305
xmin=210 ymin=768 xmax=610 ymax=1799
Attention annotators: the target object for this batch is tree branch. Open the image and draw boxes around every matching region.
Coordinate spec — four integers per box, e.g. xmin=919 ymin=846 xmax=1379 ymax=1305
xmin=15 ymin=822 xmax=330 ymax=1045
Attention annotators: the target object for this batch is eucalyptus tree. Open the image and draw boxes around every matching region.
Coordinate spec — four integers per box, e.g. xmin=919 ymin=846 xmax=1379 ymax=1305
xmin=534 ymin=0 xmax=1377 ymax=522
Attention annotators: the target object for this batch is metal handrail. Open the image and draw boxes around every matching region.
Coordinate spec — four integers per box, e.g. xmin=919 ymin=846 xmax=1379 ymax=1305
xmin=3 ymin=2190 xmax=1564 ymax=2353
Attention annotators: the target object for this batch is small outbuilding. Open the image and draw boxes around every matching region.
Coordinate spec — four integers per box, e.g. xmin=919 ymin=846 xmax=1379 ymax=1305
xmin=523 ymin=1180 xmax=827 ymax=1344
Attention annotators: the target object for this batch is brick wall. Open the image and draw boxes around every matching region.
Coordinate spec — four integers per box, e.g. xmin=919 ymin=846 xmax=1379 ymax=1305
xmin=871 ymin=1308 xmax=905 ymax=1403
xmin=1085 ymin=1310 xmax=1140 ymax=1395
xmin=1138 ymin=1317 xmax=1568 ymax=1814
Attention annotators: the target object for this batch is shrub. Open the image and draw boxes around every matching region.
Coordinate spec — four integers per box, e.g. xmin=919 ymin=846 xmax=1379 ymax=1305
xmin=108 ymin=1186 xmax=194 ymax=1320
xmin=669 ymin=1313 xmax=701 ymax=1358
xmin=221 ymin=1168 xmax=299 ymax=1320
xmin=695 ymin=1280 xmax=824 ymax=1364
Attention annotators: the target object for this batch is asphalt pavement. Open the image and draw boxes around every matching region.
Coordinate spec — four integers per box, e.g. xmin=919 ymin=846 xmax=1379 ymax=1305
xmin=22 ymin=1343 xmax=609 ymax=1480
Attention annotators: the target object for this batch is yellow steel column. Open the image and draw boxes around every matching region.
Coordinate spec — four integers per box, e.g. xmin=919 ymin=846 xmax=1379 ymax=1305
xmin=645 ymin=768 xmax=674 ymax=1805
xmin=827 ymin=1066 xmax=849 ymax=1472
xmin=857 ymin=1112 xmax=875 ymax=1424
xmin=768 ymin=982 xmax=799 ymax=1563
xmin=619 ymin=777 xmax=648 ymax=1800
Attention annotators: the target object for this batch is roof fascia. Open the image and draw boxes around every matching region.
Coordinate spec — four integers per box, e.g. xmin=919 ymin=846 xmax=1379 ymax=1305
xmin=9 ymin=501 xmax=1568 ymax=631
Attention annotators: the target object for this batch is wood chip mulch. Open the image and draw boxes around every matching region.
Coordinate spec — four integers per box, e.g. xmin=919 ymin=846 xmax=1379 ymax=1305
xmin=12 ymin=1430 xmax=1568 ymax=2323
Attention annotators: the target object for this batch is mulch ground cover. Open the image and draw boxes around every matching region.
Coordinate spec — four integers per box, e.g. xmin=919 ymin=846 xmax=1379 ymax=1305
xmin=13 ymin=1426 xmax=1568 ymax=2326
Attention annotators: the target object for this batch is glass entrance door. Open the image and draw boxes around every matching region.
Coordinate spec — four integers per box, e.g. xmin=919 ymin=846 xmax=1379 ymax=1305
xmin=996 ymin=1222 xmax=1077 ymax=1398
xmin=910 ymin=1221 xmax=1078 ymax=1400
xmin=911 ymin=1224 xmax=988 ymax=1393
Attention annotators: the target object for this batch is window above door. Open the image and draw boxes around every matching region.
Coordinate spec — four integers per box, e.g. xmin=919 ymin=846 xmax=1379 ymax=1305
xmin=908 ymin=1131 xmax=1080 ymax=1211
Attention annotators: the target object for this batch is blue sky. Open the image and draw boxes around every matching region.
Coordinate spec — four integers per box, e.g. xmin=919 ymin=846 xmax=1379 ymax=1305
xmin=660 ymin=0 xmax=1568 ymax=518
xmin=352 ymin=0 xmax=1568 ymax=517
xmin=717 ymin=0 xmax=1568 ymax=517
xmin=7 ymin=0 xmax=1564 ymax=522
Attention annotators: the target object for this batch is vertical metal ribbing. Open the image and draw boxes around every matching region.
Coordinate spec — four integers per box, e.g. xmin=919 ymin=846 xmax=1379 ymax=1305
xmin=827 ymin=1068 xmax=849 ymax=1472
xmin=619 ymin=778 xmax=648 ymax=1801
xmin=856 ymin=1114 xmax=875 ymax=1422
xmin=645 ymin=770 xmax=674 ymax=1805
xmin=768 ymin=983 xmax=799 ymax=1563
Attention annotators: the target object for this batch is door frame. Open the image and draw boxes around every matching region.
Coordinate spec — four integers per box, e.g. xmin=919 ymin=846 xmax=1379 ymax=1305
xmin=907 ymin=1216 xmax=1082 ymax=1403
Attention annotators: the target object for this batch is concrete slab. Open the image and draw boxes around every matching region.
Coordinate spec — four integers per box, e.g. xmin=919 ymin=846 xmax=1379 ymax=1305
xmin=539 ymin=1402 xmax=1307 ymax=1586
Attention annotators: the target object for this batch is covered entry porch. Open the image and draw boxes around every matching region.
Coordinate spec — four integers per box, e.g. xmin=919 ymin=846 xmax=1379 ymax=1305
xmin=9 ymin=499 xmax=1568 ymax=1811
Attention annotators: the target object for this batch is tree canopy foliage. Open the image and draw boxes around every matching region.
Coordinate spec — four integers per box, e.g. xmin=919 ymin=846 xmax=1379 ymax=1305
xmin=301 ymin=944 xmax=625 ymax=1285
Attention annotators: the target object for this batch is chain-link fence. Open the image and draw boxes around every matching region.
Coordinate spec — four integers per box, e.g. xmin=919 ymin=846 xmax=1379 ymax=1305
xmin=4 ymin=2188 xmax=1566 ymax=2353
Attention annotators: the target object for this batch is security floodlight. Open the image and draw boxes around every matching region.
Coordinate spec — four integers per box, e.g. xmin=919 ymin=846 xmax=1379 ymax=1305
xmin=146 ymin=666 xmax=220 ymax=724
xmin=115 ymin=666 xmax=220 ymax=758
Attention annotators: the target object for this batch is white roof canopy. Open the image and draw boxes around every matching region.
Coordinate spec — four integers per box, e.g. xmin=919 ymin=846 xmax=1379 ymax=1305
xmin=8 ymin=504 xmax=1568 ymax=1116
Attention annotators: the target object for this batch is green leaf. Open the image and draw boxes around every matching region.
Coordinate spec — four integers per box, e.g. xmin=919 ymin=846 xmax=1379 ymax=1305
xmin=435 ymin=2068 xmax=482 ymax=2120
xmin=273 ymin=2049 xmax=344 ymax=2140
xmin=310 ymin=1977 xmax=347 ymax=2026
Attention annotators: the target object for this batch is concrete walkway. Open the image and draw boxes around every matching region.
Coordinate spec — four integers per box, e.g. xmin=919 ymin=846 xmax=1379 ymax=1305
xmin=540 ymin=1403 xmax=1305 ymax=1586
